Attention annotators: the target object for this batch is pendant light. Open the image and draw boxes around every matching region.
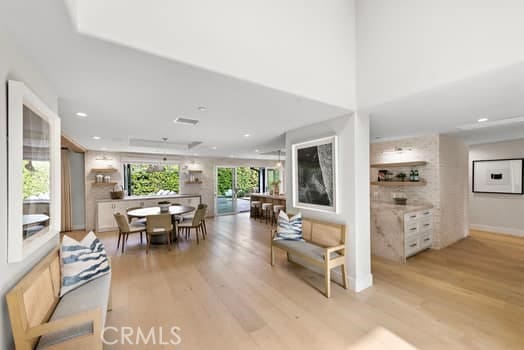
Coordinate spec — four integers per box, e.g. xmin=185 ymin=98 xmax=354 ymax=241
xmin=276 ymin=150 xmax=282 ymax=168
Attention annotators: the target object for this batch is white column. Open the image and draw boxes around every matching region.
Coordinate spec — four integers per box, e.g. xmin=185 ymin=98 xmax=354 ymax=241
xmin=348 ymin=112 xmax=373 ymax=292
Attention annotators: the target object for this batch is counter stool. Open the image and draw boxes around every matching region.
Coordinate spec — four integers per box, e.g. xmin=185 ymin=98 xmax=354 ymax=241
xmin=261 ymin=203 xmax=273 ymax=224
xmin=272 ymin=205 xmax=285 ymax=225
xmin=251 ymin=201 xmax=262 ymax=219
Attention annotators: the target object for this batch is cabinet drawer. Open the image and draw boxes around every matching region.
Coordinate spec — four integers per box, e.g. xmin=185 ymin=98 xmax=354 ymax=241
xmin=420 ymin=232 xmax=432 ymax=249
xmin=419 ymin=218 xmax=433 ymax=232
xmin=405 ymin=222 xmax=419 ymax=237
xmin=419 ymin=209 xmax=432 ymax=218
xmin=404 ymin=212 xmax=419 ymax=223
xmin=405 ymin=236 xmax=420 ymax=257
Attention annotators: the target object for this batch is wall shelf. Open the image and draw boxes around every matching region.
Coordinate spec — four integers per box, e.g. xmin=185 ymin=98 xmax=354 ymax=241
xmin=371 ymin=180 xmax=427 ymax=186
xmin=92 ymin=182 xmax=118 ymax=186
xmin=90 ymin=168 xmax=118 ymax=174
xmin=371 ymin=161 xmax=427 ymax=168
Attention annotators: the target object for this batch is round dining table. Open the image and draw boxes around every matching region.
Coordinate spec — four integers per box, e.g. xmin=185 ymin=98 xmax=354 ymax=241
xmin=127 ymin=205 xmax=195 ymax=244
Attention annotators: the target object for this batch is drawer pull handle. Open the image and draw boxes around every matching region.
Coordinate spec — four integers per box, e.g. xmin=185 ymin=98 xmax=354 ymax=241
xmin=424 ymin=224 xmax=430 ymax=227
xmin=423 ymin=212 xmax=430 ymax=215
xmin=409 ymin=243 xmax=417 ymax=247
xmin=410 ymin=228 xmax=417 ymax=231
xmin=424 ymin=238 xmax=430 ymax=242
xmin=409 ymin=215 xmax=416 ymax=218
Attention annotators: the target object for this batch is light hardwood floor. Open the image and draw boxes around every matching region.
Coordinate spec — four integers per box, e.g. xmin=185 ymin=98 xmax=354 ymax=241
xmin=71 ymin=214 xmax=524 ymax=349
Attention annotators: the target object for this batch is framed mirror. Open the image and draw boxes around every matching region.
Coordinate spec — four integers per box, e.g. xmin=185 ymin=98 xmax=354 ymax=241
xmin=7 ymin=80 xmax=61 ymax=263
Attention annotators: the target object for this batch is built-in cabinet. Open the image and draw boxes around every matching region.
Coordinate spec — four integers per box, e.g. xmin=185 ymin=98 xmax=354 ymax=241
xmin=96 ymin=195 xmax=201 ymax=232
xmin=404 ymin=209 xmax=433 ymax=258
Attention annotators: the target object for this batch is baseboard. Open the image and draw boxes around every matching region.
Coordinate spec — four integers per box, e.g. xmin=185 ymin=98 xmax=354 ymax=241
xmin=72 ymin=224 xmax=85 ymax=231
xmin=470 ymin=224 xmax=524 ymax=237
xmin=348 ymin=273 xmax=373 ymax=293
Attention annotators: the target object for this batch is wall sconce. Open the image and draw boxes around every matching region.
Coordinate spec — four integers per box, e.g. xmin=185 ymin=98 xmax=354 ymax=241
xmin=382 ymin=147 xmax=412 ymax=154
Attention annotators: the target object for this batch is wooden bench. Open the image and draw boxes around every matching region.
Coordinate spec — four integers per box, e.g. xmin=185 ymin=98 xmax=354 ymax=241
xmin=6 ymin=248 xmax=112 ymax=350
xmin=271 ymin=217 xmax=348 ymax=298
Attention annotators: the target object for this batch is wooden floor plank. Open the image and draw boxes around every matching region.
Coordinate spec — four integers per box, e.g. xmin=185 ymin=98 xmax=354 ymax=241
xmin=66 ymin=216 xmax=524 ymax=349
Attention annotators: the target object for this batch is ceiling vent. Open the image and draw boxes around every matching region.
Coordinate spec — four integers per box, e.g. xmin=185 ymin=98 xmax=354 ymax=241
xmin=260 ymin=150 xmax=287 ymax=156
xmin=173 ymin=117 xmax=199 ymax=125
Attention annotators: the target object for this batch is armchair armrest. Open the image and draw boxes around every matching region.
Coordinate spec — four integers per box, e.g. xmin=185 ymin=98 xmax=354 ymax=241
xmin=271 ymin=229 xmax=277 ymax=240
xmin=27 ymin=308 xmax=101 ymax=339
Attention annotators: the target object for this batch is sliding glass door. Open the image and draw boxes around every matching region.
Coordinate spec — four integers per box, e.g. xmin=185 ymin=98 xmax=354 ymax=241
xmin=215 ymin=166 xmax=260 ymax=215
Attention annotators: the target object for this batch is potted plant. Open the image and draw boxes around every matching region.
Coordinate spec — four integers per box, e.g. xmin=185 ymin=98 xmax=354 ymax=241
xmin=158 ymin=201 xmax=171 ymax=212
xmin=270 ymin=180 xmax=281 ymax=195
xmin=396 ymin=172 xmax=407 ymax=182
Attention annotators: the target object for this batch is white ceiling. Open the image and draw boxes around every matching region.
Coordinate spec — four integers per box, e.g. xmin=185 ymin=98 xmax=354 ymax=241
xmin=368 ymin=62 xmax=524 ymax=144
xmin=0 ymin=0 xmax=350 ymax=158
xmin=68 ymin=0 xmax=357 ymax=110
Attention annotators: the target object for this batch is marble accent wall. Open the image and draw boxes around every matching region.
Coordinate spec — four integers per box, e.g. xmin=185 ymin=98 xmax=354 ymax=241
xmin=84 ymin=151 xmax=281 ymax=231
xmin=370 ymin=134 xmax=468 ymax=249
xmin=439 ymin=135 xmax=469 ymax=247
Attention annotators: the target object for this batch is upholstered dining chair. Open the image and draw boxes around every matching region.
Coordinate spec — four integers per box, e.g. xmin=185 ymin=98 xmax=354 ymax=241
xmin=126 ymin=206 xmax=147 ymax=225
xmin=178 ymin=204 xmax=206 ymax=244
xmin=114 ymin=212 xmax=146 ymax=253
xmin=146 ymin=214 xmax=173 ymax=254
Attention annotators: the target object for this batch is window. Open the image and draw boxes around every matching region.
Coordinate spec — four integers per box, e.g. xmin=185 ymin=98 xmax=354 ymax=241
xmin=123 ymin=163 xmax=180 ymax=196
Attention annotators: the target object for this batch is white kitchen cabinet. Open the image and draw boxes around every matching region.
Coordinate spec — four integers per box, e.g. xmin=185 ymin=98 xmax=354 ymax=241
xmin=97 ymin=202 xmax=118 ymax=232
xmin=403 ymin=209 xmax=433 ymax=258
xmin=96 ymin=195 xmax=202 ymax=232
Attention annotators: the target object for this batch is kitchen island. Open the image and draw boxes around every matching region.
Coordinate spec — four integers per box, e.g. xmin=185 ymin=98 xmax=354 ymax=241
xmin=372 ymin=201 xmax=434 ymax=263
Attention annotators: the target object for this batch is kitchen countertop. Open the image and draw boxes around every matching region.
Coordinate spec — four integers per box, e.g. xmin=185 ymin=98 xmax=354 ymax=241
xmin=250 ymin=193 xmax=286 ymax=200
xmin=97 ymin=194 xmax=201 ymax=203
xmin=371 ymin=201 xmax=433 ymax=214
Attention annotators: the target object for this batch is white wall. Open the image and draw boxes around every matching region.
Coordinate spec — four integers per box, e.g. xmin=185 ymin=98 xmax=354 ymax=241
xmin=285 ymin=115 xmax=372 ymax=292
xmin=70 ymin=0 xmax=357 ymax=110
xmin=84 ymin=150 xmax=281 ymax=231
xmin=469 ymin=139 xmax=524 ymax=236
xmin=0 ymin=32 xmax=59 ymax=350
xmin=356 ymin=0 xmax=524 ymax=108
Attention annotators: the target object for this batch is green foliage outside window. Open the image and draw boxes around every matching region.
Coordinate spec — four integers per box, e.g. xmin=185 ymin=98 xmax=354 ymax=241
xmin=23 ymin=160 xmax=50 ymax=199
xmin=130 ymin=164 xmax=180 ymax=195
xmin=216 ymin=167 xmax=259 ymax=197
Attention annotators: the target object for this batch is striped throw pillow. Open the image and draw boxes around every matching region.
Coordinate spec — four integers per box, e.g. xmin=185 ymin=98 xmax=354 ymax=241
xmin=60 ymin=231 xmax=111 ymax=297
xmin=275 ymin=211 xmax=303 ymax=241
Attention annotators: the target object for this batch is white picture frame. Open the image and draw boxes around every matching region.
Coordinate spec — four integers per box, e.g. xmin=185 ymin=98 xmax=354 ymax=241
xmin=472 ymin=159 xmax=523 ymax=195
xmin=292 ymin=136 xmax=338 ymax=213
xmin=7 ymin=80 xmax=61 ymax=263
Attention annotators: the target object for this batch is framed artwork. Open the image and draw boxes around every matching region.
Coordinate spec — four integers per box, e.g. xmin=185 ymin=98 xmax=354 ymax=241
xmin=472 ymin=159 xmax=523 ymax=195
xmin=7 ymin=80 xmax=61 ymax=263
xmin=292 ymin=136 xmax=338 ymax=212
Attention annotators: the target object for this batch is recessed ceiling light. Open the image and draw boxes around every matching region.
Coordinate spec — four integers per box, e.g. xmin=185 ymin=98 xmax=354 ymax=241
xmin=477 ymin=118 xmax=489 ymax=123
xmin=244 ymin=133 xmax=250 ymax=137
xmin=211 ymin=146 xmax=217 ymax=150
xmin=92 ymin=136 xmax=101 ymax=140
xmin=76 ymin=112 xmax=87 ymax=117
xmin=197 ymin=106 xmax=207 ymax=112
xmin=255 ymin=149 xmax=259 ymax=153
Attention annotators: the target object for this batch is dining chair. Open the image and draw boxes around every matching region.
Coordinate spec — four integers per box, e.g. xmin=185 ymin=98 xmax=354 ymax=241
xmin=178 ymin=204 xmax=206 ymax=244
xmin=146 ymin=214 xmax=173 ymax=254
xmin=114 ymin=212 xmax=146 ymax=253
xmin=126 ymin=206 xmax=146 ymax=225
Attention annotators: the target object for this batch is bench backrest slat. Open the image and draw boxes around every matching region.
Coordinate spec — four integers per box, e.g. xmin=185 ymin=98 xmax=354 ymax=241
xmin=6 ymin=248 xmax=61 ymax=350
xmin=302 ymin=218 xmax=346 ymax=247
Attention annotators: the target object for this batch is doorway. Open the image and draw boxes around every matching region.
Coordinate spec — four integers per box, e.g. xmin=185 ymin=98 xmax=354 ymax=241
xmin=215 ymin=166 xmax=260 ymax=215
